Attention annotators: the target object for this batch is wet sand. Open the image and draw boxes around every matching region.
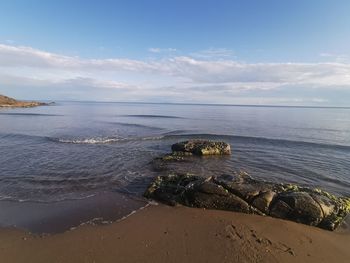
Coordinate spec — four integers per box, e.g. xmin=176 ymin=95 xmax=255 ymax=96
xmin=0 ymin=192 xmax=147 ymax=233
xmin=0 ymin=204 xmax=349 ymax=263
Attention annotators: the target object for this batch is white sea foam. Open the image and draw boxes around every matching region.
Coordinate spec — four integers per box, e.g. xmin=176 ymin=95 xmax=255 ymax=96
xmin=57 ymin=137 xmax=125 ymax=144
xmin=57 ymin=135 xmax=165 ymax=144
xmin=140 ymin=136 xmax=165 ymax=141
xmin=0 ymin=193 xmax=98 ymax=203
xmin=116 ymin=203 xmax=151 ymax=222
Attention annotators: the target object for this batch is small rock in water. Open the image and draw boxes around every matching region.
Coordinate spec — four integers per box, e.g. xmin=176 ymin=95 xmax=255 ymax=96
xmin=171 ymin=140 xmax=231 ymax=156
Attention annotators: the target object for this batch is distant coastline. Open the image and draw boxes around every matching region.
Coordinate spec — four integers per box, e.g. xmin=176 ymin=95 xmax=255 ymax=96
xmin=49 ymin=100 xmax=350 ymax=109
xmin=0 ymin=94 xmax=51 ymax=108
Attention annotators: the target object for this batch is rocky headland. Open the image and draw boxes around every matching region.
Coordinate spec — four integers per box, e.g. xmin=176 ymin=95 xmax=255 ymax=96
xmin=0 ymin=94 xmax=51 ymax=108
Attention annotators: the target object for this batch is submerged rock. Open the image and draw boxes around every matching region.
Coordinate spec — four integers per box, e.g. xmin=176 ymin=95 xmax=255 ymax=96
xmin=144 ymin=173 xmax=350 ymax=231
xmin=171 ymin=140 xmax=231 ymax=156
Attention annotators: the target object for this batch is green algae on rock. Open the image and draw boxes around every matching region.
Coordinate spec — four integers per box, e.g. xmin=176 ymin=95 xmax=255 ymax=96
xmin=171 ymin=140 xmax=231 ymax=156
xmin=144 ymin=173 xmax=350 ymax=231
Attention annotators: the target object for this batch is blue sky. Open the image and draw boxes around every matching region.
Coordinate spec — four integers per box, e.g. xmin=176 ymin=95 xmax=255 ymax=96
xmin=0 ymin=0 xmax=350 ymax=105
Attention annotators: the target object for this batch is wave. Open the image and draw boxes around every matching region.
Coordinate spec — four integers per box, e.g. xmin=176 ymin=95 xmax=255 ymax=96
xmin=2 ymin=131 xmax=350 ymax=150
xmin=1 ymin=133 xmax=165 ymax=144
xmin=53 ymin=135 xmax=165 ymax=144
xmin=106 ymin=121 xmax=164 ymax=130
xmin=119 ymin=114 xmax=184 ymax=119
xmin=55 ymin=137 xmax=126 ymax=144
xmin=55 ymin=132 xmax=350 ymax=150
xmin=0 ymin=132 xmax=49 ymax=142
xmin=0 ymin=193 xmax=98 ymax=203
xmin=161 ymin=129 xmax=190 ymax=135
xmin=0 ymin=133 xmax=128 ymax=145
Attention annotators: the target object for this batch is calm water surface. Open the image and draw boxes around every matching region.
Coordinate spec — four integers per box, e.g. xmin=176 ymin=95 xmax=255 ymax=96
xmin=0 ymin=102 xmax=349 ymax=202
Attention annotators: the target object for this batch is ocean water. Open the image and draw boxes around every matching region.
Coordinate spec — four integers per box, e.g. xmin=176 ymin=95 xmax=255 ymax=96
xmin=0 ymin=101 xmax=349 ymax=203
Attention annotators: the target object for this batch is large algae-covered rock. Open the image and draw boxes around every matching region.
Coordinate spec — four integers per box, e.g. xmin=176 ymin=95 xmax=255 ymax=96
xmin=145 ymin=140 xmax=350 ymax=230
xmin=144 ymin=173 xmax=350 ymax=231
xmin=171 ymin=140 xmax=231 ymax=156
xmin=270 ymin=192 xmax=324 ymax=226
xmin=144 ymin=173 xmax=257 ymax=214
xmin=185 ymin=181 xmax=253 ymax=213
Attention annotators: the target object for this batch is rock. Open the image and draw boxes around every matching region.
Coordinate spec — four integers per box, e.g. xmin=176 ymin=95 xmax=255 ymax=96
xmin=271 ymin=192 xmax=324 ymax=226
xmin=252 ymin=191 xmax=277 ymax=214
xmin=310 ymin=193 xmax=337 ymax=218
xmin=269 ymin=199 xmax=294 ymax=219
xmin=145 ymin=141 xmax=350 ymax=230
xmin=144 ymin=173 xmax=254 ymax=212
xmin=196 ymin=181 xmax=230 ymax=196
xmin=144 ymin=173 xmax=350 ymax=231
xmin=185 ymin=190 xmax=251 ymax=213
xmin=171 ymin=140 xmax=231 ymax=156
xmin=143 ymin=173 xmax=201 ymax=204
xmin=151 ymin=154 xmax=188 ymax=171
xmin=309 ymin=190 xmax=350 ymax=230
xmin=214 ymin=174 xmax=282 ymax=204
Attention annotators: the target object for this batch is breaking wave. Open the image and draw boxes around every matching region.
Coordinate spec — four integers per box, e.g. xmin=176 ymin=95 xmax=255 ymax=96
xmin=56 ymin=137 xmax=125 ymax=144
xmin=53 ymin=135 xmax=165 ymax=144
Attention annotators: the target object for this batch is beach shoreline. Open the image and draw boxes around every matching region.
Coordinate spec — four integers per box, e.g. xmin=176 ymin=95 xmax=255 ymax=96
xmin=0 ymin=192 xmax=147 ymax=234
xmin=1 ymin=101 xmax=350 ymax=262
xmin=0 ymin=204 xmax=349 ymax=263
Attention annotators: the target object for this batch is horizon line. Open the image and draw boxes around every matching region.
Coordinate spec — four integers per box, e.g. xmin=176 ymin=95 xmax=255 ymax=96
xmin=44 ymin=99 xmax=350 ymax=109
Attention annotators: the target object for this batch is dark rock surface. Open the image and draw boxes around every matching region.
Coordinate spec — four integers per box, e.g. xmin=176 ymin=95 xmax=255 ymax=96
xmin=171 ymin=140 xmax=231 ymax=156
xmin=144 ymin=173 xmax=350 ymax=230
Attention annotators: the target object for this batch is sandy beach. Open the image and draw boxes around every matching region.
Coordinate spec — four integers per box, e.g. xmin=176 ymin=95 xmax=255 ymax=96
xmin=2 ymin=1 xmax=350 ymax=263
xmin=1 ymin=204 xmax=349 ymax=263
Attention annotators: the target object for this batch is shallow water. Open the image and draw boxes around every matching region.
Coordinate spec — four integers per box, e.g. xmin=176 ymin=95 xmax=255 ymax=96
xmin=0 ymin=101 xmax=349 ymax=204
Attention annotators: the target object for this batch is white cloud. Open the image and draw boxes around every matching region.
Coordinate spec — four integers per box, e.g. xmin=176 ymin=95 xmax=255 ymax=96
xmin=1 ymin=44 xmax=349 ymax=87
xmin=0 ymin=44 xmax=350 ymax=105
xmin=148 ymin=47 xmax=177 ymax=53
xmin=0 ymin=44 xmax=156 ymax=72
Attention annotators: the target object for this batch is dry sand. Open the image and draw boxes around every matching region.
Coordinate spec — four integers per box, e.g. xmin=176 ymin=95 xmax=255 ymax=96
xmin=0 ymin=204 xmax=349 ymax=263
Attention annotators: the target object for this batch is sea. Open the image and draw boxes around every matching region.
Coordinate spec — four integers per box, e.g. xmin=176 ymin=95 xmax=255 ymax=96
xmin=0 ymin=101 xmax=349 ymax=204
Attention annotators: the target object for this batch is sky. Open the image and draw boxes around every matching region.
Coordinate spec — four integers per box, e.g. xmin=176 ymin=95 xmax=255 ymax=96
xmin=0 ymin=0 xmax=350 ymax=106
